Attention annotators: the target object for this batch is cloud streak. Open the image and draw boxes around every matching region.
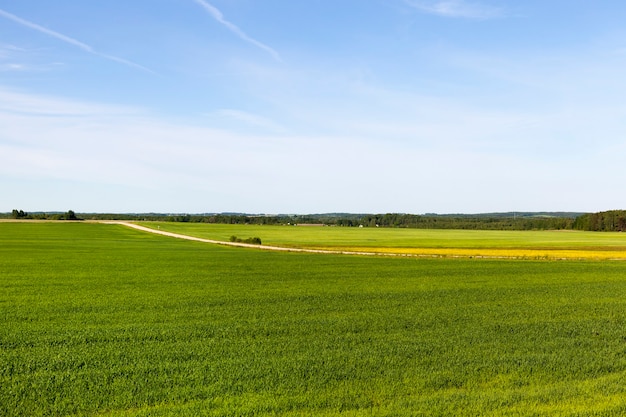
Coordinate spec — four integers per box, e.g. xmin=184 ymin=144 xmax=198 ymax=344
xmin=0 ymin=8 xmax=154 ymax=73
xmin=214 ymin=109 xmax=287 ymax=133
xmin=405 ymin=0 xmax=503 ymax=19
xmin=192 ymin=0 xmax=282 ymax=62
xmin=2 ymin=83 xmax=625 ymax=213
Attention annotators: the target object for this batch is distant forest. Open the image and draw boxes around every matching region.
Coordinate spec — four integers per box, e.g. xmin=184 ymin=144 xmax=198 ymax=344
xmin=572 ymin=211 xmax=626 ymax=232
xmin=5 ymin=209 xmax=626 ymax=232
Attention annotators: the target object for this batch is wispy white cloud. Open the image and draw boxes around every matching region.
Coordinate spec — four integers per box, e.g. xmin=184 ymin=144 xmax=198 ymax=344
xmin=0 ymin=44 xmax=65 ymax=72
xmin=0 ymin=8 xmax=154 ymax=73
xmin=0 ymin=43 xmax=21 ymax=58
xmin=213 ymin=109 xmax=287 ymax=133
xmin=405 ymin=0 xmax=503 ymax=19
xmin=0 ymin=43 xmax=26 ymax=68
xmin=0 ymin=43 xmax=61 ymax=72
xmin=0 ymin=87 xmax=142 ymax=116
xmin=0 ymin=63 xmax=27 ymax=72
xmin=192 ymin=0 xmax=282 ymax=62
xmin=1 ymin=84 xmax=625 ymax=213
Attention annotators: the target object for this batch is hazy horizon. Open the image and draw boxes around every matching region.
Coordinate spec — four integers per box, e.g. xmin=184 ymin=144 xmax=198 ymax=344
xmin=3 ymin=209 xmax=589 ymax=217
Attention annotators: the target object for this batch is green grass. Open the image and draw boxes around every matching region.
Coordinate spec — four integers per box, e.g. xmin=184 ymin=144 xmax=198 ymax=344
xmin=141 ymin=222 xmax=626 ymax=259
xmin=3 ymin=222 xmax=626 ymax=415
xmin=141 ymin=222 xmax=626 ymax=249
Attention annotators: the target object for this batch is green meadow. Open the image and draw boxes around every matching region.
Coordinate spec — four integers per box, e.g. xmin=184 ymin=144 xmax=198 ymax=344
xmin=3 ymin=222 xmax=626 ymax=416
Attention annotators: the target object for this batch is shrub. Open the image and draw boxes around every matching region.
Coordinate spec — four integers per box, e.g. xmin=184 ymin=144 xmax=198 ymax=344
xmin=229 ymin=236 xmax=262 ymax=245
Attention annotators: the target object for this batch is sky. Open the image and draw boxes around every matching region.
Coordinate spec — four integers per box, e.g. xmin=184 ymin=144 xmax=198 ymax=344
xmin=2 ymin=1 xmax=626 ymax=214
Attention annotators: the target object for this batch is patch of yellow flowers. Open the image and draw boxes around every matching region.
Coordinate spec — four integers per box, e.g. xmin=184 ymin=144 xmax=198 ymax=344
xmin=318 ymin=246 xmax=626 ymax=260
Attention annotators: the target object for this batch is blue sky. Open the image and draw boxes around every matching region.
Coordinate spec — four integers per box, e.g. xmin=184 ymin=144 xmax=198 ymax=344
xmin=2 ymin=1 xmax=626 ymax=214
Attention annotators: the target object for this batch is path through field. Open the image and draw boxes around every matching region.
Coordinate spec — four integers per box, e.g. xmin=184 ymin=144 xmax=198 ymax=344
xmin=107 ymin=222 xmax=626 ymax=260
xmin=108 ymin=221 xmax=390 ymax=257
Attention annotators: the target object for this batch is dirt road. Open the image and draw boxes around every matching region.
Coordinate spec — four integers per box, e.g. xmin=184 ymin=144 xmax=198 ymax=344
xmin=106 ymin=221 xmax=387 ymax=256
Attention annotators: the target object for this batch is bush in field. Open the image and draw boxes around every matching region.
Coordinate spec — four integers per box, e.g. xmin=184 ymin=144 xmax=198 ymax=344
xmin=230 ymin=235 xmax=262 ymax=245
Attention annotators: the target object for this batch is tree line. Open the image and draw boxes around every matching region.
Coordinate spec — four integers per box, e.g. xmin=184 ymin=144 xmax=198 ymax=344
xmin=8 ymin=209 xmax=79 ymax=221
xmin=353 ymin=213 xmax=576 ymax=230
xmin=5 ymin=209 xmax=625 ymax=231
xmin=572 ymin=210 xmax=626 ymax=231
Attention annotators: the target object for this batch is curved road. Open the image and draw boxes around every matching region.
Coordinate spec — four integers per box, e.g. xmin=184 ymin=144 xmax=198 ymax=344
xmin=108 ymin=222 xmax=611 ymax=260
xmin=107 ymin=221 xmax=393 ymax=257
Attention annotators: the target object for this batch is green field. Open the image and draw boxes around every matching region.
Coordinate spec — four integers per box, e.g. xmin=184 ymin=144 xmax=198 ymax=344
xmin=141 ymin=222 xmax=626 ymax=259
xmin=3 ymin=222 xmax=626 ymax=416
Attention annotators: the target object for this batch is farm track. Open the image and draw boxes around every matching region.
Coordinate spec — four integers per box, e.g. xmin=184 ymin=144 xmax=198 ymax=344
xmin=105 ymin=221 xmax=405 ymax=257
xmin=107 ymin=221 xmax=626 ymax=260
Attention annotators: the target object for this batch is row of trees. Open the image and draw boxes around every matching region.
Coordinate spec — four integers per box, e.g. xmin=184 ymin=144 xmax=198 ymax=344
xmin=355 ymin=213 xmax=576 ymax=230
xmin=6 ymin=209 xmax=626 ymax=231
xmin=572 ymin=210 xmax=626 ymax=231
xmin=68 ymin=212 xmax=581 ymax=230
xmin=106 ymin=211 xmax=614 ymax=231
xmin=9 ymin=210 xmax=79 ymax=221
xmin=11 ymin=209 xmax=28 ymax=219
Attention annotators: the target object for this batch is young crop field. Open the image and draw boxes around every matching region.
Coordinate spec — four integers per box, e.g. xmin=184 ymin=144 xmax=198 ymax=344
xmin=3 ymin=222 xmax=626 ymax=416
xmin=141 ymin=222 xmax=626 ymax=260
